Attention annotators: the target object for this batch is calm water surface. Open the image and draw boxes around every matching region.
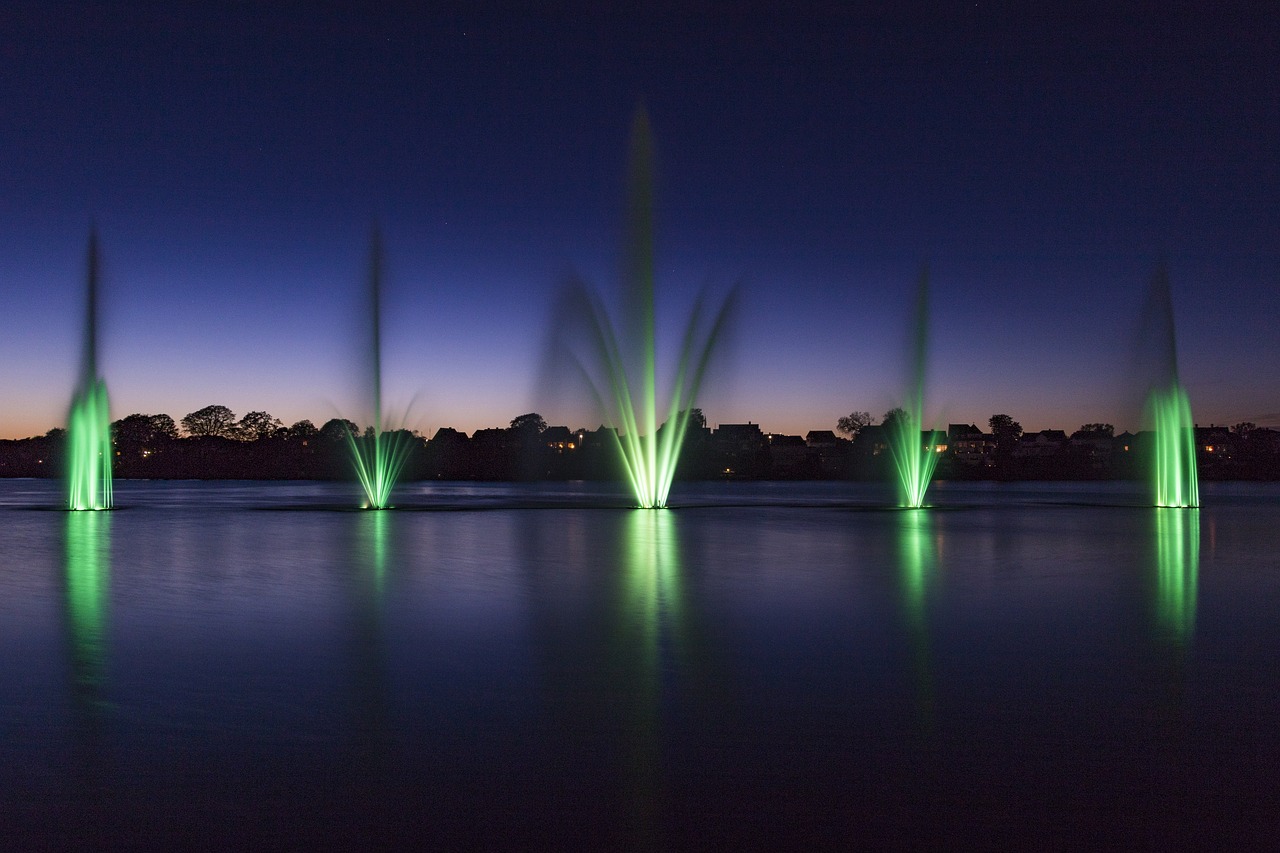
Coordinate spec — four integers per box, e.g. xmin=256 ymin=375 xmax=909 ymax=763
xmin=2 ymin=479 xmax=1278 ymax=848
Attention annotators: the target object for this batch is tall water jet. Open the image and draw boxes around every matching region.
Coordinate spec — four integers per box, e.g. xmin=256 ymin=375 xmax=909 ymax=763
xmin=66 ymin=231 xmax=112 ymax=511
xmin=1141 ymin=266 xmax=1198 ymax=508
xmin=887 ymin=269 xmax=939 ymax=508
xmin=347 ymin=229 xmax=414 ymax=509
xmin=547 ymin=107 xmax=735 ymax=508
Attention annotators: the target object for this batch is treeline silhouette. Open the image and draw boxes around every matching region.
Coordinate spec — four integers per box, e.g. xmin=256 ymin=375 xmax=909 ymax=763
xmin=2 ymin=405 xmax=1278 ymax=481
xmin=0 ymin=408 xmax=646 ymax=481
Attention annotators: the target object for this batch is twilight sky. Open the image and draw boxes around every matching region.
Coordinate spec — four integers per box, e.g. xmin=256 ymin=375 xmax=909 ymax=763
xmin=2 ymin=3 xmax=1277 ymax=439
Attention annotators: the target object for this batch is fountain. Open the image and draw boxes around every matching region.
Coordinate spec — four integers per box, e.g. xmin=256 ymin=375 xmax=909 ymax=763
xmin=66 ymin=231 xmax=112 ymax=511
xmin=347 ymin=229 xmax=414 ymax=509
xmin=548 ymin=107 xmax=735 ymax=508
xmin=887 ymin=269 xmax=939 ymax=508
xmin=1141 ymin=265 xmax=1199 ymax=508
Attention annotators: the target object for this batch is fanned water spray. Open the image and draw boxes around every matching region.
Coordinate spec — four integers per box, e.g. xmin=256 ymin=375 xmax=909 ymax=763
xmin=552 ymin=108 xmax=735 ymax=508
xmin=347 ymin=229 xmax=414 ymax=509
xmin=888 ymin=269 xmax=939 ymax=508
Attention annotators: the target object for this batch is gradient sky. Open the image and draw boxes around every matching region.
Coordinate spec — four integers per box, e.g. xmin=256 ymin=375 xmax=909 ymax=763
xmin=2 ymin=3 xmax=1277 ymax=439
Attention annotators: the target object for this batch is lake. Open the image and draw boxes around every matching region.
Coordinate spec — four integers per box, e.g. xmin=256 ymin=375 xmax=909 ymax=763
xmin=2 ymin=479 xmax=1278 ymax=848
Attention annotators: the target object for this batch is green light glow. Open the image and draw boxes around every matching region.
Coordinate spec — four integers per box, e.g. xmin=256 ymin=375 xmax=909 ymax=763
xmin=347 ymin=229 xmax=413 ymax=509
xmin=570 ymin=109 xmax=734 ymax=509
xmin=1148 ymin=383 xmax=1199 ymax=508
xmin=1155 ymin=508 xmax=1198 ymax=642
xmin=898 ymin=509 xmax=931 ymax=615
xmin=66 ymin=231 xmax=112 ymax=512
xmin=1141 ymin=265 xmax=1198 ymax=509
xmin=888 ymin=270 xmax=939 ymax=508
xmin=364 ymin=508 xmax=389 ymax=593
xmin=624 ymin=508 xmax=683 ymax=652
xmin=896 ymin=509 xmax=936 ymax=732
xmin=348 ymin=428 xmax=414 ymax=511
xmin=64 ymin=511 xmax=110 ymax=700
xmin=67 ymin=380 xmax=112 ymax=511
xmin=619 ymin=508 xmax=682 ymax=846
xmin=351 ymin=509 xmax=392 ymax=769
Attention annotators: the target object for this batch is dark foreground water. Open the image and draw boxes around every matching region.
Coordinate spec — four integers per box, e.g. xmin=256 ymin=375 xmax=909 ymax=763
xmin=2 ymin=480 xmax=1278 ymax=848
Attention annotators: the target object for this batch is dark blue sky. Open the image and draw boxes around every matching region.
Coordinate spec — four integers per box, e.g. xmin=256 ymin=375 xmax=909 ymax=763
xmin=2 ymin=2 xmax=1276 ymax=438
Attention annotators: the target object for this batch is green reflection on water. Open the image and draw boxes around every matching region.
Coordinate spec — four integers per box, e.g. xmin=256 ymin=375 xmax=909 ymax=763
xmin=1155 ymin=508 xmax=1199 ymax=642
xmin=363 ymin=508 xmax=390 ymax=593
xmin=624 ymin=508 xmax=683 ymax=660
xmin=619 ymin=509 xmax=684 ymax=848
xmin=350 ymin=509 xmax=393 ymax=771
xmin=64 ymin=511 xmax=110 ymax=707
xmin=896 ymin=509 xmax=936 ymax=733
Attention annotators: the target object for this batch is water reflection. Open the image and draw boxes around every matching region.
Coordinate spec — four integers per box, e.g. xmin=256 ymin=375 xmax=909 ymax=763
xmin=1154 ymin=508 xmax=1199 ymax=644
xmin=365 ymin=508 xmax=389 ymax=594
xmin=895 ymin=509 xmax=936 ymax=733
xmin=351 ymin=510 xmax=392 ymax=769
xmin=62 ymin=511 xmax=111 ymax=744
xmin=617 ymin=509 xmax=685 ymax=848
xmin=623 ymin=510 xmax=683 ymax=682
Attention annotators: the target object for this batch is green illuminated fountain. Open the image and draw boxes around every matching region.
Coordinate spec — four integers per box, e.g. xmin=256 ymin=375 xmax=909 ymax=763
xmin=67 ymin=231 xmax=112 ymax=511
xmin=554 ymin=108 xmax=735 ymax=508
xmin=888 ymin=269 xmax=939 ymax=508
xmin=347 ymin=229 xmax=414 ymax=509
xmin=1150 ymin=386 xmax=1197 ymax=507
xmin=1142 ymin=265 xmax=1198 ymax=508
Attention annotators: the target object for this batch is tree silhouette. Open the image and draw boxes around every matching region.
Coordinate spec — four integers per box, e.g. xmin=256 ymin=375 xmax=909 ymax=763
xmin=988 ymin=413 xmax=1023 ymax=451
xmin=319 ymin=418 xmax=359 ymax=443
xmin=286 ymin=419 xmax=318 ymax=438
xmin=836 ymin=411 xmax=873 ymax=438
xmin=182 ymin=405 xmax=237 ymax=438
xmin=113 ymin=413 xmax=178 ymax=446
xmin=881 ymin=407 xmax=908 ymax=434
xmin=509 ymin=412 xmax=547 ymax=435
xmin=237 ymin=410 xmax=283 ymax=440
